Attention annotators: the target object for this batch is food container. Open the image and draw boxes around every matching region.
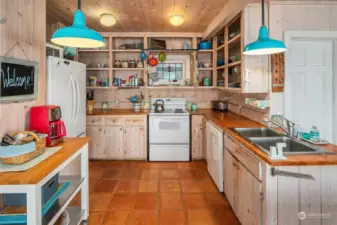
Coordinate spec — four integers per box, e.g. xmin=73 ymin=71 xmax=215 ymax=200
xmin=137 ymin=60 xmax=143 ymax=68
xmin=198 ymin=41 xmax=212 ymax=50
xmin=122 ymin=60 xmax=128 ymax=68
xmin=203 ymin=77 xmax=212 ymax=86
xmin=129 ymin=60 xmax=136 ymax=68
xmin=133 ymin=103 xmax=141 ymax=112
xmin=217 ymin=60 xmax=225 ymax=66
xmin=114 ymin=60 xmax=121 ymax=68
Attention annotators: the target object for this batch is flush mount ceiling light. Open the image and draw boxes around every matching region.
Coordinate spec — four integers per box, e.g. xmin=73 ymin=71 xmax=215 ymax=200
xmin=169 ymin=14 xmax=184 ymax=26
xmin=51 ymin=0 xmax=105 ymax=48
xmin=100 ymin=14 xmax=116 ymax=27
xmin=243 ymin=0 xmax=286 ymax=55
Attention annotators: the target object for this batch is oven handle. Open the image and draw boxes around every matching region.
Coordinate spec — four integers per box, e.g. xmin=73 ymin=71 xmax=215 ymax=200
xmin=150 ymin=116 xmax=189 ymax=120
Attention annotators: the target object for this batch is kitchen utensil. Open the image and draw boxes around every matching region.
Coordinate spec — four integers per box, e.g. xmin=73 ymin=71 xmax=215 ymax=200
xmin=211 ymin=100 xmax=228 ymax=112
xmin=204 ymin=63 xmax=211 ymax=68
xmin=233 ymin=66 xmax=241 ymax=73
xmin=217 ymin=60 xmax=225 ymax=66
xmin=198 ymin=63 xmax=204 ymax=68
xmin=141 ymin=51 xmax=147 ymax=61
xmin=158 ymin=52 xmax=166 ymax=62
xmin=149 ymin=52 xmax=158 ymax=67
xmin=203 ymin=77 xmax=212 ymax=86
xmin=198 ymin=41 xmax=212 ymax=49
xmin=153 ymin=99 xmax=165 ymax=113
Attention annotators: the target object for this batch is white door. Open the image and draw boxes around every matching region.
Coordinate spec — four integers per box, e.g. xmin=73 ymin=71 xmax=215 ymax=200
xmin=284 ymin=39 xmax=334 ymax=143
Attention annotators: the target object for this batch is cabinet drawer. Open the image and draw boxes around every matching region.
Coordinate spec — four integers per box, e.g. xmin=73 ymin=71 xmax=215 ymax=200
xmin=106 ymin=117 xmax=125 ymax=126
xmin=224 ymin=134 xmax=262 ymax=180
xmin=125 ymin=117 xmax=145 ymax=126
xmin=87 ymin=117 xmax=104 ymax=126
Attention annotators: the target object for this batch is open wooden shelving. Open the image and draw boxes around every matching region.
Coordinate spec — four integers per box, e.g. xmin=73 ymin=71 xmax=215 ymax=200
xmin=228 ymin=34 xmax=241 ymax=45
xmin=86 ymin=68 xmax=109 ymax=71
xmin=111 ymin=68 xmax=144 ymax=71
xmin=198 ymin=68 xmax=213 ymax=71
xmin=228 ymin=61 xmax=241 ymax=68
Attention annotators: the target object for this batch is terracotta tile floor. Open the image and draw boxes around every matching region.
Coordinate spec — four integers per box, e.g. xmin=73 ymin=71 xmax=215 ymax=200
xmin=78 ymin=160 xmax=241 ymax=225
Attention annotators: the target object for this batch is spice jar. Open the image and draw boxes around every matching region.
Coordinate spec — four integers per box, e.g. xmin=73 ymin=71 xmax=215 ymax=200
xmin=129 ymin=60 xmax=136 ymax=68
xmin=137 ymin=60 xmax=143 ymax=68
xmin=114 ymin=60 xmax=121 ymax=68
xmin=122 ymin=60 xmax=128 ymax=68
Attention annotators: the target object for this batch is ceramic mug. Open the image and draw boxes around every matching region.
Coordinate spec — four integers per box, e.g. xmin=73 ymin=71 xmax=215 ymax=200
xmin=191 ymin=103 xmax=197 ymax=111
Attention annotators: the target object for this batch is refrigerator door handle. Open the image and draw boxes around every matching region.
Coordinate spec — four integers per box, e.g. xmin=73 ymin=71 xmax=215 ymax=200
xmin=70 ymin=75 xmax=76 ymax=123
xmin=74 ymin=75 xmax=80 ymax=123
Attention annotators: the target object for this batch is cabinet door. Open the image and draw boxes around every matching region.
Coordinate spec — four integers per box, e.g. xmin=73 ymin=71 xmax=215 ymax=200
xmin=124 ymin=126 xmax=146 ymax=159
xmin=86 ymin=126 xmax=105 ymax=159
xmin=192 ymin=125 xmax=204 ymax=160
xmin=224 ymin=149 xmax=237 ymax=211
xmin=237 ymin=162 xmax=262 ymax=225
xmin=105 ymin=126 xmax=124 ymax=159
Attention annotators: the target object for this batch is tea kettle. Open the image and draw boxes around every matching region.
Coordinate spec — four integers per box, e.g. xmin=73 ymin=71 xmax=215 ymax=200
xmin=153 ymin=100 xmax=165 ymax=113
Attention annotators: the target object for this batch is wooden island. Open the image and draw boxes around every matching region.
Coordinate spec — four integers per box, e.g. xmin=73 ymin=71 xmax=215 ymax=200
xmin=0 ymin=138 xmax=89 ymax=225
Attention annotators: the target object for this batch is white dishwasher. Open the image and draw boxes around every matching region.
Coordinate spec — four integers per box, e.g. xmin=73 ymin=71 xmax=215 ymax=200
xmin=206 ymin=121 xmax=224 ymax=192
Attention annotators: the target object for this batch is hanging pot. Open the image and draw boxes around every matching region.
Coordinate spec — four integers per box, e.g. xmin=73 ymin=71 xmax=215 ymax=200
xmin=148 ymin=52 xmax=158 ymax=67
xmin=140 ymin=51 xmax=147 ymax=61
xmin=158 ymin=52 xmax=166 ymax=62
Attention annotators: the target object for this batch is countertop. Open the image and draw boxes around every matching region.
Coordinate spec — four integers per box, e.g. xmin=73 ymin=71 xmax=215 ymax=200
xmin=87 ymin=109 xmax=149 ymax=116
xmin=0 ymin=137 xmax=90 ymax=185
xmin=191 ymin=109 xmax=337 ymax=166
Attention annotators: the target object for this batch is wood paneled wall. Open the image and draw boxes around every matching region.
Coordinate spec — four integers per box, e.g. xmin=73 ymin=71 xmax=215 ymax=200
xmin=269 ymin=1 xmax=337 ymax=115
xmin=0 ymin=0 xmax=46 ymax=137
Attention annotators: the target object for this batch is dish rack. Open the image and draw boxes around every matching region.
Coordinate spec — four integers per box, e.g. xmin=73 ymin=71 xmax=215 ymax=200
xmin=0 ymin=131 xmax=47 ymax=165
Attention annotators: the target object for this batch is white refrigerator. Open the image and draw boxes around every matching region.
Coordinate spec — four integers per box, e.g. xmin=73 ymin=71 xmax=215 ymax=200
xmin=46 ymin=56 xmax=86 ymax=138
xmin=46 ymin=56 xmax=87 ymax=175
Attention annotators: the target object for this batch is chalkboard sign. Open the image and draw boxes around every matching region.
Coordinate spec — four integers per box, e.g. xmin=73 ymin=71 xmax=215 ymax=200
xmin=0 ymin=57 xmax=38 ymax=102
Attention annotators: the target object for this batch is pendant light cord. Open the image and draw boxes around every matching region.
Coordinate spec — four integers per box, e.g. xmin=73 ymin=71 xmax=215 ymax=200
xmin=261 ymin=0 xmax=265 ymax=26
xmin=78 ymin=0 xmax=81 ymax=10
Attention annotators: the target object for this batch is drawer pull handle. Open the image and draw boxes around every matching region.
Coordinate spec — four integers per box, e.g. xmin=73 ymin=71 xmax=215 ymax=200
xmin=271 ymin=168 xmax=315 ymax=180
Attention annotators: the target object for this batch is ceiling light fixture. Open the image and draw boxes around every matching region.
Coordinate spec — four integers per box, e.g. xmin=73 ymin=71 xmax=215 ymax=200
xmin=169 ymin=14 xmax=184 ymax=26
xmin=100 ymin=14 xmax=116 ymax=27
xmin=51 ymin=0 xmax=105 ymax=48
xmin=243 ymin=0 xmax=286 ymax=55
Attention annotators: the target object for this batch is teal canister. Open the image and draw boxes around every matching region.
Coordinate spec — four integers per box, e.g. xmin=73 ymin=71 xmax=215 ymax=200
xmin=203 ymin=77 xmax=212 ymax=86
xmin=191 ymin=103 xmax=197 ymax=111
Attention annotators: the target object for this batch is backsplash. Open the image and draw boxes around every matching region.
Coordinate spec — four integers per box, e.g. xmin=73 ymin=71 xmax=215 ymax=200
xmin=219 ymin=90 xmax=270 ymax=124
xmin=92 ymin=88 xmax=219 ymax=109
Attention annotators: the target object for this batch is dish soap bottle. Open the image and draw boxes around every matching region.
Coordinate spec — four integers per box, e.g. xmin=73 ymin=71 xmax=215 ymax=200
xmin=310 ymin=126 xmax=320 ymax=141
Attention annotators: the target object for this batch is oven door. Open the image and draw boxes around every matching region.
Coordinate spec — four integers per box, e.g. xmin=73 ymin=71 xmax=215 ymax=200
xmin=149 ymin=116 xmax=190 ymax=144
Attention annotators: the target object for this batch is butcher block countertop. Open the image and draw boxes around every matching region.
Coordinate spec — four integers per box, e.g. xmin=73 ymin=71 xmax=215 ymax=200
xmin=87 ymin=109 xmax=149 ymax=116
xmin=0 ymin=138 xmax=89 ymax=185
xmin=191 ymin=109 xmax=337 ymax=166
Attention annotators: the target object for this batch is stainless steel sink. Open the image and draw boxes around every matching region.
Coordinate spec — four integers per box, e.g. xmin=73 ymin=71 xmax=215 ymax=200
xmin=230 ymin=127 xmax=333 ymax=155
xmin=231 ymin=127 xmax=282 ymax=137
xmin=247 ymin=137 xmax=331 ymax=154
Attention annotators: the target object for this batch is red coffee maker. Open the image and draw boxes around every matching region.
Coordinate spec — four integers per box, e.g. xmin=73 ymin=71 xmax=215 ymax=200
xmin=29 ymin=105 xmax=66 ymax=146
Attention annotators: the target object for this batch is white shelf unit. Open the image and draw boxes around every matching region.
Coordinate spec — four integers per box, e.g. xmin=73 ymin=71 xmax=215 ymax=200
xmin=0 ymin=145 xmax=89 ymax=225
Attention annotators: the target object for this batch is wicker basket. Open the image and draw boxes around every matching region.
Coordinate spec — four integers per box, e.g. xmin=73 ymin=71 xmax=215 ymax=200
xmin=0 ymin=131 xmax=47 ymax=165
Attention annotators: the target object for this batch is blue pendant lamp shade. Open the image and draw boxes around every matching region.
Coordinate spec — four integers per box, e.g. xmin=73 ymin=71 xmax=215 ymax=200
xmin=51 ymin=3 xmax=105 ymax=48
xmin=243 ymin=0 xmax=286 ymax=55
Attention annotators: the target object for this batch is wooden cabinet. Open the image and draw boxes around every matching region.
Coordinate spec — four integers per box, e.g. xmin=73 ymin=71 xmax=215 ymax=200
xmin=87 ymin=116 xmax=147 ymax=160
xmin=192 ymin=115 xmax=204 ymax=160
xmin=124 ymin=126 xmax=146 ymax=159
xmin=105 ymin=126 xmax=124 ymax=159
xmin=224 ymin=149 xmax=237 ymax=212
xmin=237 ymin=162 xmax=262 ymax=225
xmin=224 ymin=147 xmax=262 ymax=225
xmin=86 ymin=125 xmax=105 ymax=159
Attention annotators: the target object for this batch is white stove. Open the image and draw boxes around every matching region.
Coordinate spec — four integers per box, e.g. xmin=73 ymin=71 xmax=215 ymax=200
xmin=149 ymin=98 xmax=190 ymax=161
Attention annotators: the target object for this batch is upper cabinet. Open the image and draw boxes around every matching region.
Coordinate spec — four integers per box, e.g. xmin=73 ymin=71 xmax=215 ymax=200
xmin=214 ymin=3 xmax=269 ymax=93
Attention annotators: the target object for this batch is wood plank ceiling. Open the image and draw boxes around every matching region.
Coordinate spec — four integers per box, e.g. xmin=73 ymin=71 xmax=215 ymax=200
xmin=47 ymin=0 xmax=228 ymax=32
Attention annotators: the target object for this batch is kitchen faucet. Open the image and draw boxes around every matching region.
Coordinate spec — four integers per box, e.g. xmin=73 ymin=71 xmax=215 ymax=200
xmin=264 ymin=115 xmax=296 ymax=137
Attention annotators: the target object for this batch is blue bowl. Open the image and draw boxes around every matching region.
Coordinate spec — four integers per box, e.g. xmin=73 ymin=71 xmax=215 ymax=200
xmin=217 ymin=60 xmax=225 ymax=66
xmin=198 ymin=41 xmax=212 ymax=50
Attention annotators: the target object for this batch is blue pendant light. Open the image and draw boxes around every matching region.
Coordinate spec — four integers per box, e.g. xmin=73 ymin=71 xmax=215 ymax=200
xmin=51 ymin=0 xmax=105 ymax=48
xmin=243 ymin=0 xmax=286 ymax=55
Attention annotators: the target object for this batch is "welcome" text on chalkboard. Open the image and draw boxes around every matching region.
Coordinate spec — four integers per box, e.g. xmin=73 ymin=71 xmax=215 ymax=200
xmin=0 ymin=57 xmax=38 ymax=102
